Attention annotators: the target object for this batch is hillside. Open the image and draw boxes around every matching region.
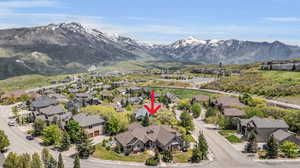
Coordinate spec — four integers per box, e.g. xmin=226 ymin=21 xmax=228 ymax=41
xmin=1 ymin=23 xmax=300 ymax=79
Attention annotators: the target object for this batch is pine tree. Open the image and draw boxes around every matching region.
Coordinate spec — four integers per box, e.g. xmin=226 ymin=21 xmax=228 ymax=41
xmin=266 ymin=135 xmax=278 ymax=159
xmin=198 ymin=133 xmax=208 ymax=160
xmin=142 ymin=115 xmax=150 ymax=127
xmin=76 ymin=130 xmax=95 ymax=158
xmin=3 ymin=152 xmax=18 ymax=168
xmin=46 ymin=157 xmax=57 ymax=168
xmin=60 ymin=131 xmax=71 ymax=151
xmin=17 ymin=153 xmax=31 ymax=168
xmin=31 ymin=153 xmax=43 ymax=168
xmin=73 ymin=155 xmax=80 ymax=168
xmin=245 ymin=132 xmax=257 ymax=153
xmin=190 ymin=146 xmax=202 ymax=163
xmin=57 ymin=153 xmax=64 ymax=168
xmin=0 ymin=130 xmax=10 ymax=152
xmin=162 ymin=150 xmax=173 ymax=163
xmin=41 ymin=148 xmax=51 ymax=165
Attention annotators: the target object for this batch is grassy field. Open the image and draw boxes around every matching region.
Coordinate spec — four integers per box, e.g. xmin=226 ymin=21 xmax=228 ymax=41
xmin=0 ymin=74 xmax=67 ymax=91
xmin=144 ymin=87 xmax=216 ymax=99
xmin=93 ymin=145 xmax=150 ymax=162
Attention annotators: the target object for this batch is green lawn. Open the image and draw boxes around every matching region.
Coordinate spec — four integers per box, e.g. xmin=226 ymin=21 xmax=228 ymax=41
xmin=218 ymin=130 xmax=242 ymax=143
xmin=93 ymin=145 xmax=151 ymax=162
xmin=218 ymin=130 xmax=236 ymax=137
xmin=173 ymin=150 xmax=193 ymax=163
xmin=0 ymin=74 xmax=67 ymax=91
xmin=225 ymin=135 xmax=242 ymax=143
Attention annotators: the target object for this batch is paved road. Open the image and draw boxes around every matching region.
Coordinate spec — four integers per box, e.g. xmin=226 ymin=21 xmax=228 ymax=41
xmin=148 ymin=86 xmax=300 ymax=110
xmin=193 ymin=118 xmax=299 ymax=168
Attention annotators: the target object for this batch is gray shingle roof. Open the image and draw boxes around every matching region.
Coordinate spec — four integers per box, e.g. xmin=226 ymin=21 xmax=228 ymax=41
xmin=251 ymin=117 xmax=289 ymax=129
xmin=216 ymin=97 xmax=246 ymax=107
xmin=73 ymin=113 xmax=105 ymax=127
xmin=223 ymin=108 xmax=246 ymax=117
xmin=39 ymin=104 xmax=65 ymax=116
xmin=115 ymin=123 xmax=180 ymax=147
xmin=134 ymin=108 xmax=148 ymax=119
xmin=32 ymin=96 xmax=58 ymax=108
xmin=271 ymin=129 xmax=294 ymax=142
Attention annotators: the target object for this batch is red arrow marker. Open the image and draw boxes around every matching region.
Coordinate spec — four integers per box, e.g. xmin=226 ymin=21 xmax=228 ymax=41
xmin=144 ymin=89 xmax=161 ymax=115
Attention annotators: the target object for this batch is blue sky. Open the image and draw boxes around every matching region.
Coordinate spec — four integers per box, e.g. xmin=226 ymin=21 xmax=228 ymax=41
xmin=1 ymin=0 xmax=300 ymax=45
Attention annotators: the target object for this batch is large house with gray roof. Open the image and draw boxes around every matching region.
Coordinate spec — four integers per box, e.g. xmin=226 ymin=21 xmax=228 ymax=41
xmin=238 ymin=116 xmax=290 ymax=142
xmin=31 ymin=96 xmax=58 ymax=110
xmin=72 ymin=113 xmax=105 ymax=137
xmin=115 ymin=123 xmax=183 ymax=154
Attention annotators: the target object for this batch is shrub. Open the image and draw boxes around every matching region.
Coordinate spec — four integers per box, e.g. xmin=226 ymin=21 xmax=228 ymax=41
xmin=145 ymin=157 xmax=159 ymax=166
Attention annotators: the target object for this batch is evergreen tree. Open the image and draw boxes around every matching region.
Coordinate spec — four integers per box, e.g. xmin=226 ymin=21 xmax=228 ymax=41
xmin=266 ymin=135 xmax=278 ymax=159
xmin=46 ymin=157 xmax=57 ymax=168
xmin=142 ymin=115 xmax=150 ymax=127
xmin=245 ymin=132 xmax=257 ymax=153
xmin=180 ymin=111 xmax=194 ymax=131
xmin=0 ymin=130 xmax=10 ymax=152
xmin=31 ymin=153 xmax=43 ymax=168
xmin=198 ymin=133 xmax=208 ymax=160
xmin=33 ymin=119 xmax=46 ymax=136
xmin=3 ymin=152 xmax=18 ymax=168
xmin=162 ymin=150 xmax=173 ymax=163
xmin=41 ymin=148 xmax=51 ymax=167
xmin=76 ymin=131 xmax=95 ymax=158
xmin=57 ymin=153 xmax=64 ymax=168
xmin=190 ymin=146 xmax=202 ymax=163
xmin=73 ymin=155 xmax=80 ymax=168
xmin=59 ymin=131 xmax=71 ymax=151
xmin=191 ymin=103 xmax=201 ymax=118
xmin=17 ymin=153 xmax=31 ymax=168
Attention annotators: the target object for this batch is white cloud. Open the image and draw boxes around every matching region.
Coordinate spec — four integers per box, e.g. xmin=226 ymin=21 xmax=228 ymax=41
xmin=0 ymin=0 xmax=57 ymax=8
xmin=264 ymin=17 xmax=300 ymax=22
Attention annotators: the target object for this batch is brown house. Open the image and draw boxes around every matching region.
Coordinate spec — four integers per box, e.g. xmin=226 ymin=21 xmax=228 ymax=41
xmin=115 ymin=123 xmax=183 ymax=154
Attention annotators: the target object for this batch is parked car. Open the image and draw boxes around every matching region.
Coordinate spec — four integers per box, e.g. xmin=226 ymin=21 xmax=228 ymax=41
xmin=8 ymin=120 xmax=16 ymax=126
xmin=26 ymin=135 xmax=34 ymax=140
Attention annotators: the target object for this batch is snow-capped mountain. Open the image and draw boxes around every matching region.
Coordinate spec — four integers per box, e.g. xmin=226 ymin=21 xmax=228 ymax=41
xmin=0 ymin=22 xmax=300 ymax=79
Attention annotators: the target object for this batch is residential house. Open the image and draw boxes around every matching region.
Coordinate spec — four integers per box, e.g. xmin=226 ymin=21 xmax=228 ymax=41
xmin=238 ymin=117 xmax=289 ymax=142
xmin=165 ymin=92 xmax=178 ymax=103
xmin=31 ymin=96 xmax=58 ymax=111
xmin=271 ymin=129 xmax=300 ymax=145
xmin=128 ymin=97 xmax=143 ymax=105
xmin=115 ymin=123 xmax=183 ymax=154
xmin=134 ymin=108 xmax=149 ymax=120
xmin=191 ymin=94 xmax=209 ymax=104
xmin=127 ymin=86 xmax=143 ymax=95
xmin=216 ymin=97 xmax=246 ymax=108
xmin=222 ymin=108 xmax=246 ymax=117
xmin=34 ymin=104 xmax=72 ymax=126
xmin=72 ymin=113 xmax=105 ymax=137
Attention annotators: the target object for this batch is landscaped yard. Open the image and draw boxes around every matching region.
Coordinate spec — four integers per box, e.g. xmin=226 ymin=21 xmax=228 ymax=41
xmin=93 ymin=145 xmax=151 ymax=162
xmin=218 ymin=130 xmax=242 ymax=143
xmin=173 ymin=150 xmax=193 ymax=163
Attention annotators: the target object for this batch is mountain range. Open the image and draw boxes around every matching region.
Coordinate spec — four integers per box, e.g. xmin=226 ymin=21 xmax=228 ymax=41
xmin=0 ymin=22 xmax=300 ymax=79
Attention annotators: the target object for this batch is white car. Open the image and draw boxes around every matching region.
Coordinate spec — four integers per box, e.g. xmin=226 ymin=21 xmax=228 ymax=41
xmin=8 ymin=120 xmax=16 ymax=126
